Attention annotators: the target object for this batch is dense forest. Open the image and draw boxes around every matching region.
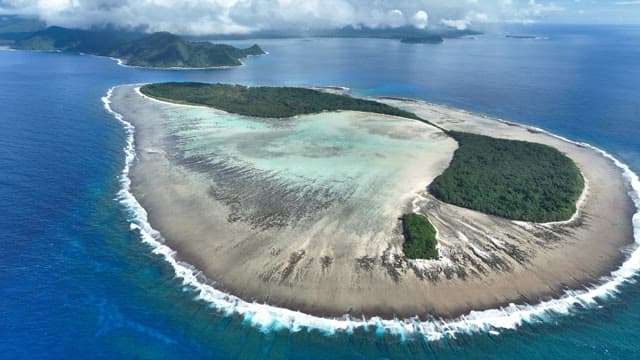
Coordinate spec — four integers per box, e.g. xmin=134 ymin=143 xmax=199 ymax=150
xmin=140 ymin=82 xmax=423 ymax=119
xmin=429 ymin=131 xmax=584 ymax=222
xmin=401 ymin=214 xmax=439 ymax=260
xmin=141 ymin=83 xmax=584 ymax=224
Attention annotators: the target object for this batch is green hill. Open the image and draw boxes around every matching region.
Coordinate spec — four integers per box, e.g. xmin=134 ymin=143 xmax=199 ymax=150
xmin=0 ymin=16 xmax=45 ymax=42
xmin=12 ymin=26 xmax=130 ymax=55
xmin=12 ymin=26 xmax=264 ymax=68
xmin=112 ymin=32 xmax=264 ymax=68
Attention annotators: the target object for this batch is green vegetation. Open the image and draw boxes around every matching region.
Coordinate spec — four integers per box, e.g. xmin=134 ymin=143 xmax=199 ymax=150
xmin=112 ymin=32 xmax=264 ymax=68
xmin=402 ymin=214 xmax=438 ymax=260
xmin=429 ymin=131 xmax=584 ymax=222
xmin=140 ymin=82 xmax=423 ymax=119
xmin=12 ymin=26 xmax=264 ymax=68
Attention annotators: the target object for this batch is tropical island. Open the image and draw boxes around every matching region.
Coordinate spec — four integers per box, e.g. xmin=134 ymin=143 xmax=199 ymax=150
xmin=109 ymin=82 xmax=633 ymax=318
xmin=12 ymin=26 xmax=265 ymax=68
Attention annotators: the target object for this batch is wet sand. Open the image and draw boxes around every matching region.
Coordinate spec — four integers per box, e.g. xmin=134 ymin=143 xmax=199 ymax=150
xmin=110 ymin=84 xmax=635 ymax=319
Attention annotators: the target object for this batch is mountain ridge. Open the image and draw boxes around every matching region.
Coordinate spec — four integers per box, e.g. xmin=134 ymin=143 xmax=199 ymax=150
xmin=13 ymin=26 xmax=265 ymax=68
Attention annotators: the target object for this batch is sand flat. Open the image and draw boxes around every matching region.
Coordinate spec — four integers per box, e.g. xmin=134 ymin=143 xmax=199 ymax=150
xmin=111 ymin=85 xmax=634 ymax=318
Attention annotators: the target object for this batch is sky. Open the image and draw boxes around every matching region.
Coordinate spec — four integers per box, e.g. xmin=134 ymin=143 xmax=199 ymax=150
xmin=0 ymin=0 xmax=638 ymax=35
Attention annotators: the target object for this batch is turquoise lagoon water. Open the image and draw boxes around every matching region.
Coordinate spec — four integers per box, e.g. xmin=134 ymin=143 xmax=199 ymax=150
xmin=1 ymin=25 xmax=640 ymax=358
xmin=160 ymin=105 xmax=449 ymax=217
xmin=168 ymin=107 xmax=437 ymax=179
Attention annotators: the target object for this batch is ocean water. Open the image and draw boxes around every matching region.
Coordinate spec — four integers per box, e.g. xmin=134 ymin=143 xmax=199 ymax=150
xmin=1 ymin=24 xmax=640 ymax=359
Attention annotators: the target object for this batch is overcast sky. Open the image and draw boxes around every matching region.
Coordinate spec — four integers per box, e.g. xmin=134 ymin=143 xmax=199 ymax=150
xmin=0 ymin=0 xmax=638 ymax=35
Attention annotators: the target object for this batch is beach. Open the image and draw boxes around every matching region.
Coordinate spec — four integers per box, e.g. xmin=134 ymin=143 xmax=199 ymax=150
xmin=109 ymin=84 xmax=635 ymax=319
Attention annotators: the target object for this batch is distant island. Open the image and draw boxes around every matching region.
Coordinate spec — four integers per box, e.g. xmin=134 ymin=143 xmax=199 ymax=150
xmin=505 ymin=34 xmax=538 ymax=39
xmin=3 ymin=16 xmax=482 ymax=52
xmin=12 ymin=26 xmax=265 ymax=68
xmin=400 ymin=36 xmax=444 ymax=44
xmin=195 ymin=25 xmax=482 ymax=44
xmin=108 ymin=82 xmax=632 ymax=318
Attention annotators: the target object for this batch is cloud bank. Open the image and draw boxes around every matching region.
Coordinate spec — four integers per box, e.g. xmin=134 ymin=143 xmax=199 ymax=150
xmin=0 ymin=0 xmax=628 ymax=35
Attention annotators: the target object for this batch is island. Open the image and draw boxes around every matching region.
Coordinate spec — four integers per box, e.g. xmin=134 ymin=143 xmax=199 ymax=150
xmin=198 ymin=25 xmax=481 ymax=44
xmin=12 ymin=26 xmax=265 ymax=68
xmin=400 ymin=36 xmax=444 ymax=44
xmin=107 ymin=82 xmax=634 ymax=318
xmin=505 ymin=34 xmax=538 ymax=39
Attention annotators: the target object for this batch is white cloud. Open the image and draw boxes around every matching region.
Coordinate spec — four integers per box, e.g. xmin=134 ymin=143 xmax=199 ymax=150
xmin=387 ymin=9 xmax=405 ymax=27
xmin=440 ymin=10 xmax=489 ymax=30
xmin=467 ymin=11 xmax=489 ymax=22
xmin=527 ymin=0 xmax=566 ymax=15
xmin=440 ymin=18 xmax=471 ymax=30
xmin=0 ymin=0 xmax=631 ymax=35
xmin=412 ymin=10 xmax=429 ymax=29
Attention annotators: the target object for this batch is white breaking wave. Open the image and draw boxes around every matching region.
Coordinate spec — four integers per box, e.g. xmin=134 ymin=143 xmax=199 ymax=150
xmin=102 ymin=86 xmax=640 ymax=341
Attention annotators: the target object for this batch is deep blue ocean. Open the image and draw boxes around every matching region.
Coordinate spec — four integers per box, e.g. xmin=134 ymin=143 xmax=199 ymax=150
xmin=1 ymin=24 xmax=640 ymax=359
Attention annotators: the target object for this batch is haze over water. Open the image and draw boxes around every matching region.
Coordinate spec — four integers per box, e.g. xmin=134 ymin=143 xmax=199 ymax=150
xmin=1 ymin=24 xmax=640 ymax=358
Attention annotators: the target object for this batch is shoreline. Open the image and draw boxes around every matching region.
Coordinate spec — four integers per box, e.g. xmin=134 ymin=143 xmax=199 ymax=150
xmin=104 ymin=84 xmax=639 ymax=337
xmin=5 ymin=48 xmax=257 ymax=70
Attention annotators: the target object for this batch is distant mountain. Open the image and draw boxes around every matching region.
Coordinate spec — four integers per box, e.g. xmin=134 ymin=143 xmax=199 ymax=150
xmin=505 ymin=34 xmax=538 ymax=39
xmin=201 ymin=25 xmax=482 ymax=44
xmin=13 ymin=26 xmax=134 ymax=55
xmin=112 ymin=32 xmax=264 ymax=68
xmin=0 ymin=16 xmax=45 ymax=42
xmin=12 ymin=26 xmax=265 ymax=68
xmin=319 ymin=25 xmax=481 ymax=43
xmin=399 ymin=36 xmax=444 ymax=44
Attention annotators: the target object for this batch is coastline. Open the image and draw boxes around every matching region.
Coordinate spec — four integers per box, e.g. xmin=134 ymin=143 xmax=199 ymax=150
xmin=107 ymin=56 xmax=247 ymax=70
xmin=104 ymin=84 xmax=639 ymax=337
xmin=4 ymin=48 xmax=256 ymax=70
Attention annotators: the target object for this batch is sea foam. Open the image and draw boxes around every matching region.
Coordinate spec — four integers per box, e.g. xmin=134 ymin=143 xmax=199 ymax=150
xmin=103 ymin=86 xmax=640 ymax=341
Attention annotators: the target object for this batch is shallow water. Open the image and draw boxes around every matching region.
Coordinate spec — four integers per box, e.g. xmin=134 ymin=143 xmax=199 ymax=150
xmin=159 ymin=105 xmax=450 ymax=227
xmin=1 ymin=24 xmax=640 ymax=358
